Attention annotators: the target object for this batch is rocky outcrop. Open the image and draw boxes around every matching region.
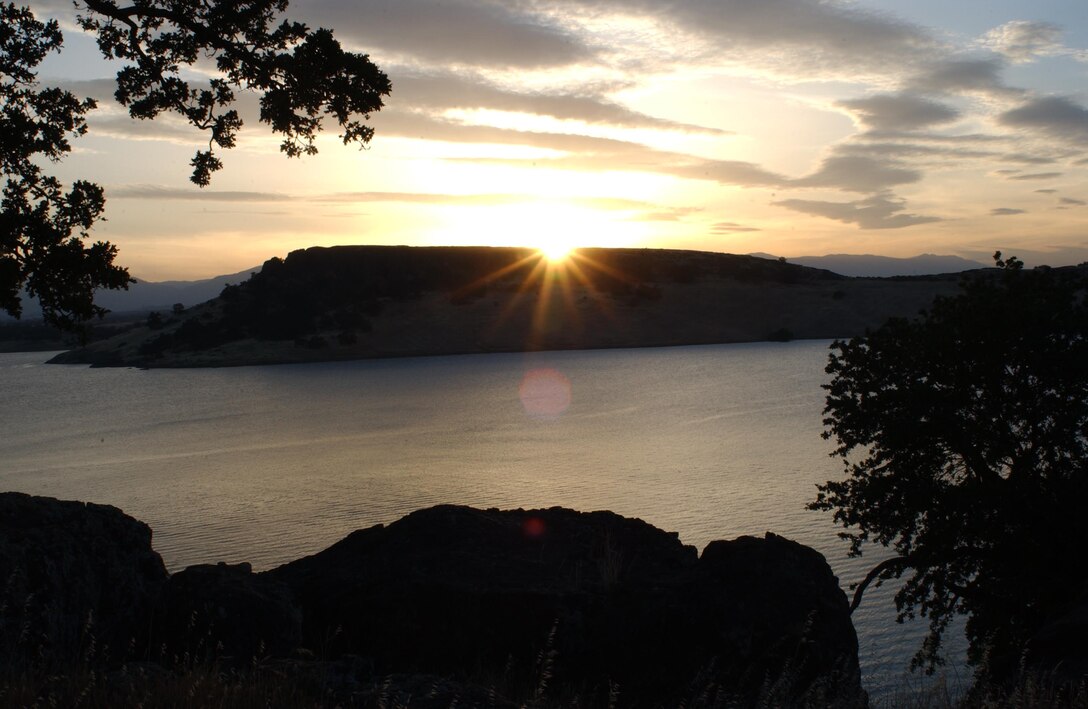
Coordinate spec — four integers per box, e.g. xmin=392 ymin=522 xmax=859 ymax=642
xmin=153 ymin=561 xmax=302 ymax=664
xmin=267 ymin=505 xmax=862 ymax=706
xmin=0 ymin=494 xmax=863 ymax=706
xmin=0 ymin=492 xmax=167 ymax=669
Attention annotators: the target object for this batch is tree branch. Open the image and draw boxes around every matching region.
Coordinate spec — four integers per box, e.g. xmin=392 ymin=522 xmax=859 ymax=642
xmin=850 ymin=556 xmax=911 ymax=614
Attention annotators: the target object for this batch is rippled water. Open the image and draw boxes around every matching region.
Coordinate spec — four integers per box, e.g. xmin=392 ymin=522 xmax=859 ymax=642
xmin=0 ymin=342 xmax=967 ymax=699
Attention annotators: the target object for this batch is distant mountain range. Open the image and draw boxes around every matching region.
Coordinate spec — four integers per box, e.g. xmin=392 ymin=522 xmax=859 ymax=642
xmin=2 ymin=267 xmax=258 ymax=321
xmin=749 ymin=253 xmax=987 ymax=278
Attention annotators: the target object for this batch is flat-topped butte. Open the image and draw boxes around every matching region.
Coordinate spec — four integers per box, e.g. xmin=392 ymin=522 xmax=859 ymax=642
xmin=50 ymin=245 xmax=968 ymax=368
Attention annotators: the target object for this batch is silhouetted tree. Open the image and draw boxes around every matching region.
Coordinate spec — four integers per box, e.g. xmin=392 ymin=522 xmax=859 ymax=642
xmin=1 ymin=1 xmax=389 ymax=330
xmin=810 ymin=254 xmax=1088 ymax=678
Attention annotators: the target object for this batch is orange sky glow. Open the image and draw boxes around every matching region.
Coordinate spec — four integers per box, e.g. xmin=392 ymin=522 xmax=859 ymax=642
xmin=29 ymin=0 xmax=1088 ymax=279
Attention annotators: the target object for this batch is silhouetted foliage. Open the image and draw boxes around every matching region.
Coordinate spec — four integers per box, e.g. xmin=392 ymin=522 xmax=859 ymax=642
xmin=1 ymin=1 xmax=389 ymax=331
xmin=810 ymin=255 xmax=1088 ymax=679
xmin=0 ymin=4 xmax=130 ymax=331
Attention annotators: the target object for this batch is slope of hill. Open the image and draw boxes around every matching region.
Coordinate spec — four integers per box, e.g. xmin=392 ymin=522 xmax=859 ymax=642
xmin=97 ymin=267 xmax=259 ymax=314
xmin=0 ymin=267 xmax=260 ymax=353
xmin=750 ymin=253 xmax=987 ymax=277
xmin=50 ymin=245 xmax=970 ymax=368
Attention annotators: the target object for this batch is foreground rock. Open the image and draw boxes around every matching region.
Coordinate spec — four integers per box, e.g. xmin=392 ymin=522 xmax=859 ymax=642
xmin=269 ymin=505 xmax=862 ymax=706
xmin=0 ymin=493 xmax=167 ymax=668
xmin=1 ymin=494 xmax=863 ymax=706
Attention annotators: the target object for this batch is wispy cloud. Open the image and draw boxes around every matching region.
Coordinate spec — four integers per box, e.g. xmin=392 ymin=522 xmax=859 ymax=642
xmin=774 ymin=193 xmax=941 ymax=229
xmin=711 ymin=221 xmax=761 ymax=234
xmin=1008 ymin=172 xmax=1063 ymax=181
xmin=110 ymin=185 xmax=291 ymax=201
xmin=838 ymin=94 xmax=959 ymax=132
xmin=794 ymin=156 xmax=921 ymax=193
xmin=302 ymin=0 xmax=595 ymax=69
xmin=390 ymin=70 xmax=724 ymax=133
xmin=982 ymin=21 xmax=1064 ymax=63
xmin=999 ymin=96 xmax=1088 ymax=145
xmin=909 ymin=58 xmax=1018 ymax=96
xmin=991 ymin=208 xmax=1025 ymax=216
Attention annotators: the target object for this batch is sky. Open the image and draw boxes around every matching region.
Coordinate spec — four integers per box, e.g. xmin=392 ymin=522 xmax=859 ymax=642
xmin=26 ymin=0 xmax=1088 ymax=280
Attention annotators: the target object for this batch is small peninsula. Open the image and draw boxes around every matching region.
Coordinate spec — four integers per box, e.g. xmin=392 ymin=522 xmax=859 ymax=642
xmin=50 ymin=246 xmax=967 ymax=368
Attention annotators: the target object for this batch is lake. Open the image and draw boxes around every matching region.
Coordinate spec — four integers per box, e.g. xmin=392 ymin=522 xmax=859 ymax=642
xmin=0 ymin=341 xmax=966 ymax=700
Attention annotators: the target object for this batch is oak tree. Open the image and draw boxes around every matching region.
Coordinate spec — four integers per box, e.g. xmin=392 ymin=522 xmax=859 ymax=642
xmin=1 ymin=1 xmax=390 ymax=330
xmin=810 ymin=254 xmax=1088 ymax=677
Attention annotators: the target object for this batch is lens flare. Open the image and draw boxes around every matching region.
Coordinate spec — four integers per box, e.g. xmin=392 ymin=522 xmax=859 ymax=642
xmin=519 ymin=368 xmax=572 ymax=420
xmin=523 ymin=516 xmax=546 ymax=538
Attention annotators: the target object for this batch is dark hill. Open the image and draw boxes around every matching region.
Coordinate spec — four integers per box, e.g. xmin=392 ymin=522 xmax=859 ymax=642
xmin=50 ymin=245 xmax=967 ymax=367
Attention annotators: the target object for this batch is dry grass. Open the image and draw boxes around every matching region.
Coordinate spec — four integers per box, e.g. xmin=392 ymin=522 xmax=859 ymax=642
xmin=2 ymin=589 xmax=1084 ymax=707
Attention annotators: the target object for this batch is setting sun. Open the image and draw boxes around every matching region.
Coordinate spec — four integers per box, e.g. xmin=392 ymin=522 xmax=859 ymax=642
xmin=540 ymin=242 xmax=575 ymax=262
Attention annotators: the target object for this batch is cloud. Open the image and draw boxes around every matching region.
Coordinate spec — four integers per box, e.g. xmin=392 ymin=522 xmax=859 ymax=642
xmin=773 ymin=192 xmax=941 ymax=229
xmin=1009 ymin=172 xmax=1062 ymax=181
xmin=107 ymin=185 xmax=686 ymax=216
xmin=41 ymin=0 xmax=944 ymax=80
xmin=1060 ymin=197 xmax=1086 ymax=206
xmin=313 ymin=191 xmax=520 ymax=205
xmin=840 ymin=142 xmax=996 ymax=162
xmin=982 ymin=21 xmax=1063 ymax=63
xmin=858 ymin=131 xmax=1006 ymax=144
xmin=794 ymin=155 xmax=921 ymax=192
xmin=711 ymin=221 xmax=760 ymax=234
xmin=312 ymin=192 xmax=664 ymax=212
xmin=910 ymin=58 xmax=1017 ymax=96
xmin=999 ymin=96 xmax=1088 ymax=145
xmin=631 ymin=206 xmax=702 ymax=222
xmin=430 ymin=117 xmax=924 ymax=193
xmin=299 ymin=0 xmax=594 ymax=69
xmin=1035 ymin=189 xmax=1058 ymax=194
xmin=999 ymin=153 xmax=1058 ymax=165
xmin=838 ymin=94 xmax=959 ymax=131
xmin=374 ymin=108 xmax=652 ymax=154
xmin=110 ymin=185 xmax=290 ymax=201
xmin=552 ymin=0 xmax=939 ymax=76
xmin=391 ymin=108 xmax=790 ymax=187
xmin=990 ymin=207 xmax=1025 ymax=216
xmin=389 ymin=70 xmax=724 ymax=133
xmin=668 ymin=159 xmax=785 ymax=187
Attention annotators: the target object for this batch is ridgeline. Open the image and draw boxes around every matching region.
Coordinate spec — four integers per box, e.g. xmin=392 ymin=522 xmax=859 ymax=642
xmin=50 ymin=246 xmax=967 ymax=368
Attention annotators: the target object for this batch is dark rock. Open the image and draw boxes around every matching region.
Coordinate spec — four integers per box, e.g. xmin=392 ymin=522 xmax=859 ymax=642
xmin=0 ymin=496 xmax=862 ymax=706
xmin=0 ymin=492 xmax=167 ymax=669
xmin=154 ymin=561 xmax=302 ymax=665
xmin=268 ymin=505 xmax=862 ymax=706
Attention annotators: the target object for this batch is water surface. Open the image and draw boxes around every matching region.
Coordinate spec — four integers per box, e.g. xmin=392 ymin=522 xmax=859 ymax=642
xmin=0 ymin=342 xmax=966 ymax=699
